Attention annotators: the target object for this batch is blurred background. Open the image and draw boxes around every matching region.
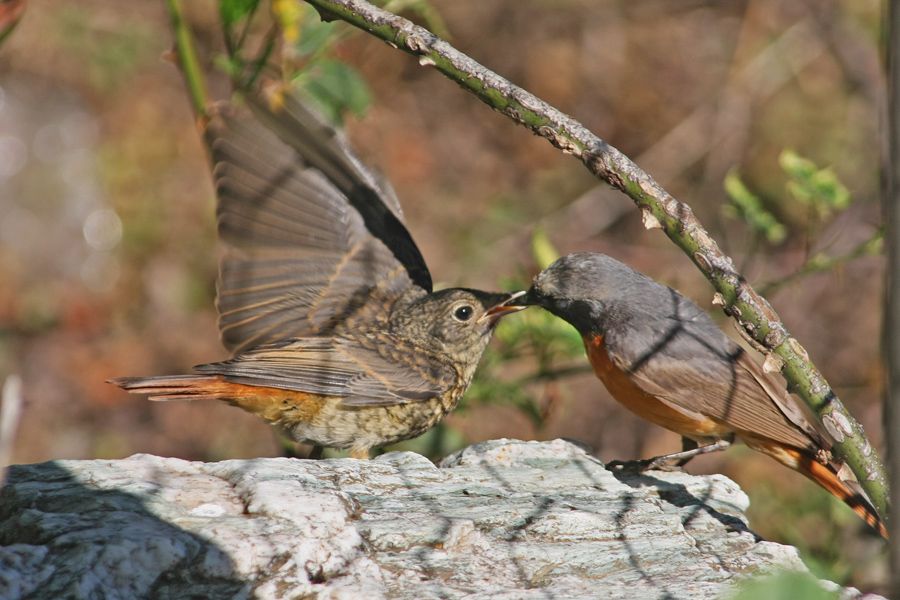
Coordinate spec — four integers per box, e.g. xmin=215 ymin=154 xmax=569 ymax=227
xmin=0 ymin=0 xmax=888 ymax=592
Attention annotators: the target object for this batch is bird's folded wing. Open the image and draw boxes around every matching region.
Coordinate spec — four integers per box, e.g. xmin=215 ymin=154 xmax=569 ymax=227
xmin=607 ymin=319 xmax=822 ymax=452
xmin=206 ymin=92 xmax=432 ymax=354
xmin=193 ymin=337 xmax=448 ymax=407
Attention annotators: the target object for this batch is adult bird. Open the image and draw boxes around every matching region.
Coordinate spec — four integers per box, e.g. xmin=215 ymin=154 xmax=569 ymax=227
xmin=517 ymin=251 xmax=886 ymax=538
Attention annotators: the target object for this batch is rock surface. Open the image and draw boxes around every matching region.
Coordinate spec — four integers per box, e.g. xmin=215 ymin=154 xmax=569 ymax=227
xmin=0 ymin=439 xmax=864 ymax=599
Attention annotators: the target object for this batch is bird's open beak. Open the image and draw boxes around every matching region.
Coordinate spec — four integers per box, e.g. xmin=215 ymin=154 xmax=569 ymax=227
xmin=480 ymin=291 xmax=528 ymax=323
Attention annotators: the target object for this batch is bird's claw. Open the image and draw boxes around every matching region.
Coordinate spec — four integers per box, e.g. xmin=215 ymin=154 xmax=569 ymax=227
xmin=605 ymin=458 xmax=651 ymax=473
xmin=605 ymin=457 xmax=684 ymax=473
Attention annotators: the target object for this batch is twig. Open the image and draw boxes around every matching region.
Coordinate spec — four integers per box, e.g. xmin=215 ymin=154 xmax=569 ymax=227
xmin=235 ymin=1 xmax=261 ymax=53
xmin=164 ymin=0 xmax=209 ymax=119
xmin=299 ymin=0 xmax=890 ymax=522
xmin=0 ymin=375 xmax=23 ymax=484
xmin=883 ymin=0 xmax=900 ymax=582
xmin=761 ymin=230 xmax=883 ymax=295
xmin=242 ymin=25 xmax=278 ymax=90
xmin=490 ymin=18 xmax=825 ymax=256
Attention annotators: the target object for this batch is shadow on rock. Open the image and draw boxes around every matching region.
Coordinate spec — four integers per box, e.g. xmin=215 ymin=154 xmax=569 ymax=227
xmin=0 ymin=460 xmax=247 ymax=599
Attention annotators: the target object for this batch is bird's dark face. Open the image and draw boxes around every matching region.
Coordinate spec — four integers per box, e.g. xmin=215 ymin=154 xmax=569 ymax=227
xmin=391 ymin=289 xmax=524 ymax=364
xmin=515 ymin=252 xmax=642 ymax=334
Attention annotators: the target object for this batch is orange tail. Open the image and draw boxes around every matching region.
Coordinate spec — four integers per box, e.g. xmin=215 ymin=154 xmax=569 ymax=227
xmin=748 ymin=440 xmax=887 ymax=539
xmin=109 ymin=375 xmax=231 ymax=402
xmin=109 ymin=375 xmax=325 ymax=425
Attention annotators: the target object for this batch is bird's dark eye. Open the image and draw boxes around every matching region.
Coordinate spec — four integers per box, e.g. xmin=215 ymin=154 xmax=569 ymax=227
xmin=453 ymin=305 xmax=474 ymax=322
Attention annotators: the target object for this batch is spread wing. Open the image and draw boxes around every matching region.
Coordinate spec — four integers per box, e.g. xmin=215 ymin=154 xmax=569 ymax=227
xmin=205 ymin=92 xmax=432 ymax=354
xmin=605 ymin=293 xmax=825 ymax=452
xmin=194 ymin=336 xmax=451 ymax=407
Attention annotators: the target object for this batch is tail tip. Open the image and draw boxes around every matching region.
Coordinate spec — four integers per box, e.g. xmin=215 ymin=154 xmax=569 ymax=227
xmin=107 ymin=376 xmax=139 ymax=389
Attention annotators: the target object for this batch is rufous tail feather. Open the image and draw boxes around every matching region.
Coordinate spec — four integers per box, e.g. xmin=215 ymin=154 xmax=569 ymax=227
xmin=749 ymin=440 xmax=887 ymax=539
xmin=109 ymin=375 xmax=326 ymax=426
xmin=108 ymin=375 xmax=229 ymax=402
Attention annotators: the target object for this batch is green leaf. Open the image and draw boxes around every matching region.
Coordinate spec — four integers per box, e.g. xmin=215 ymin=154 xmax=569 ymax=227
xmin=779 ymin=150 xmax=817 ymax=181
xmin=295 ymin=59 xmax=371 ymax=123
xmin=779 ymin=150 xmax=851 ymax=219
xmin=295 ymin=17 xmax=337 ymax=57
xmin=723 ymin=170 xmax=786 ymax=244
xmin=729 ymin=571 xmax=838 ymax=600
xmin=220 ymin=0 xmax=259 ymax=27
xmin=212 ymin=53 xmax=243 ymax=78
xmin=530 ymin=228 xmax=560 ymax=270
xmin=809 ymin=169 xmax=850 ymax=210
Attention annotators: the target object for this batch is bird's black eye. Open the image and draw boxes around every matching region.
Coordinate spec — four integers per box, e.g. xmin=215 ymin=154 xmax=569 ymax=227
xmin=453 ymin=305 xmax=474 ymax=322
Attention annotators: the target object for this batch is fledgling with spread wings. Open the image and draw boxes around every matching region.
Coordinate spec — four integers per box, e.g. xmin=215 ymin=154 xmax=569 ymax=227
xmin=111 ymin=91 xmax=523 ymax=458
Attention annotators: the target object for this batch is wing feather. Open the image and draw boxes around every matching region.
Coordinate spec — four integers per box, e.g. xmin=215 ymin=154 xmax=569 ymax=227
xmin=193 ymin=336 xmax=450 ymax=407
xmin=205 ymin=92 xmax=430 ymax=353
xmin=604 ymin=296 xmax=825 ymax=452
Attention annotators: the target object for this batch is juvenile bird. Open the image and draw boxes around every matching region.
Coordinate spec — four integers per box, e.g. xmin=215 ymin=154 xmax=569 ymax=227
xmin=517 ymin=252 xmax=886 ymax=538
xmin=111 ymin=92 xmax=523 ymax=458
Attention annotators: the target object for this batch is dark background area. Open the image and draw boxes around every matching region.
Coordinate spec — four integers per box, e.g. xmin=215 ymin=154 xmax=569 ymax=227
xmin=0 ymin=0 xmax=887 ymax=590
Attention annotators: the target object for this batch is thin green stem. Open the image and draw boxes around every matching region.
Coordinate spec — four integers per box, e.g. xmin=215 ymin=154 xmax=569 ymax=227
xmin=164 ymin=0 xmax=209 ymax=119
xmin=242 ymin=26 xmax=278 ymax=90
xmin=761 ymin=230 xmax=884 ymax=295
xmin=236 ymin=1 xmax=261 ymax=52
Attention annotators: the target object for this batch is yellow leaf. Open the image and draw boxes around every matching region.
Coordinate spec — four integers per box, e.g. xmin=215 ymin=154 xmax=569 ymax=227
xmin=272 ymin=0 xmax=303 ymax=44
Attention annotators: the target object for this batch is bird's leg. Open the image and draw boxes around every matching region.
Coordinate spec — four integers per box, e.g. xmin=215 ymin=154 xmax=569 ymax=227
xmin=643 ymin=438 xmax=732 ymax=471
xmin=675 ymin=437 xmax=699 ymax=467
xmin=349 ymin=447 xmax=371 ymax=460
xmin=307 ymin=445 xmax=324 ymax=460
xmin=607 ymin=438 xmax=732 ymax=473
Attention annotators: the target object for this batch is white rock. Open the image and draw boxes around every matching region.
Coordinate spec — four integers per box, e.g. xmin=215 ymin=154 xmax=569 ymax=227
xmin=0 ymin=439 xmax=876 ymax=599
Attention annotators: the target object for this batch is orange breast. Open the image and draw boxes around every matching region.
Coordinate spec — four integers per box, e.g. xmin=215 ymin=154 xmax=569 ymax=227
xmin=583 ymin=334 xmax=727 ymax=441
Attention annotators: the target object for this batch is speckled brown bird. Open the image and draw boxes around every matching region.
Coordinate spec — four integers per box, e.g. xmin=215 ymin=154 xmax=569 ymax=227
xmin=110 ymin=91 xmax=524 ymax=458
xmin=517 ymin=252 xmax=886 ymax=538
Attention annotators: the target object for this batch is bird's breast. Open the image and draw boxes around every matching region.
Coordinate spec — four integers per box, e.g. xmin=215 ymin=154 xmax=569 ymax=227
xmin=582 ymin=334 xmax=728 ymax=441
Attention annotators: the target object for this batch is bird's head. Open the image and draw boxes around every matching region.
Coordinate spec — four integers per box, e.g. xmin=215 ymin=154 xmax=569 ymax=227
xmin=512 ymin=252 xmax=646 ymax=334
xmin=391 ymin=288 xmax=525 ymax=367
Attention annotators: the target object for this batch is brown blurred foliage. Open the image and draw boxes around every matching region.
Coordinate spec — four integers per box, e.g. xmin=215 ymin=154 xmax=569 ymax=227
xmin=0 ymin=0 xmax=887 ymax=590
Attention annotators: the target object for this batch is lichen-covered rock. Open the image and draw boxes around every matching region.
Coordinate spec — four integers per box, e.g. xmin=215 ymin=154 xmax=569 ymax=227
xmin=0 ymin=439 xmax=868 ymax=599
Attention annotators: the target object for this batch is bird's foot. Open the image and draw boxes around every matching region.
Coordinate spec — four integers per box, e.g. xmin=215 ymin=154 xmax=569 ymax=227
xmin=606 ymin=457 xmax=683 ymax=473
xmin=607 ymin=440 xmax=732 ymax=473
xmin=642 ymin=456 xmax=686 ymax=472
xmin=349 ymin=447 xmax=371 ymax=460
